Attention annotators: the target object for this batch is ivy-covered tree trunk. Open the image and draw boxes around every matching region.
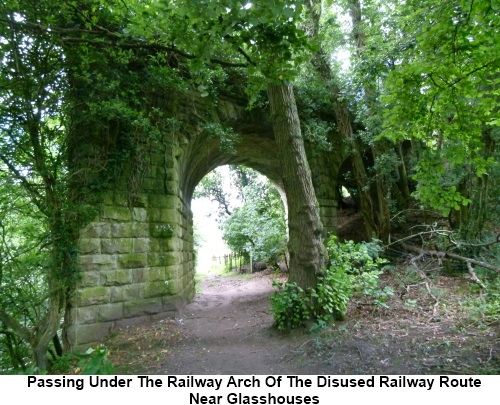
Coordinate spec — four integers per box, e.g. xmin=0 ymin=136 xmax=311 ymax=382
xmin=0 ymin=1 xmax=82 ymax=369
xmin=267 ymin=81 xmax=324 ymax=289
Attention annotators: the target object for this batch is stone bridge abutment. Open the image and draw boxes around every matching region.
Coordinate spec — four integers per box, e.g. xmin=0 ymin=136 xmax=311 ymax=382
xmin=67 ymin=93 xmax=341 ymax=349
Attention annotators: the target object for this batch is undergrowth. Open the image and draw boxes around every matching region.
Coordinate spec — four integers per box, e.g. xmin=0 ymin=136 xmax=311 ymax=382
xmin=49 ymin=346 xmax=114 ymax=375
xmin=465 ymin=272 xmax=500 ymax=327
xmin=270 ymin=236 xmax=392 ymax=331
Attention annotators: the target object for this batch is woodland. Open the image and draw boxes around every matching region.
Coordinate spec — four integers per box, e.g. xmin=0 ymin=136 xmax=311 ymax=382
xmin=0 ymin=0 xmax=499 ymax=373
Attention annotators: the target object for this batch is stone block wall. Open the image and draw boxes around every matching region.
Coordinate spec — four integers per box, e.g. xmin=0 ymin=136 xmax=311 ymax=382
xmin=67 ymin=126 xmax=196 ymax=349
xmin=309 ymin=154 xmax=340 ymax=238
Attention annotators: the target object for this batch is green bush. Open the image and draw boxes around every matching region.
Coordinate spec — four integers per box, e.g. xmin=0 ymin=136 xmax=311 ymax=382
xmin=49 ymin=346 xmax=114 ymax=375
xmin=270 ymin=236 xmax=390 ymax=330
xmin=78 ymin=347 xmax=114 ymax=375
xmin=222 ymin=179 xmax=287 ymax=264
xmin=270 ymin=282 xmax=312 ymax=330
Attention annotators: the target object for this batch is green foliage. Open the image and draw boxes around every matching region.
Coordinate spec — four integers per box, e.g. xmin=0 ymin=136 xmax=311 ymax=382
xmin=126 ymin=0 xmax=315 ymax=105
xmin=0 ymin=0 xmax=74 ymax=369
xmin=0 ymin=0 xmax=132 ymax=369
xmin=301 ymin=118 xmax=333 ymax=152
xmin=201 ymin=123 xmax=241 ymax=153
xmin=270 ymin=282 xmax=311 ymax=330
xmin=49 ymin=346 xmax=114 ymax=375
xmin=466 ymin=275 xmax=500 ymax=327
xmin=270 ymin=236 xmax=390 ymax=330
xmin=194 ymin=168 xmax=233 ymax=221
xmin=380 ymin=0 xmax=500 ymax=222
xmin=194 ymin=165 xmax=287 ymax=266
xmin=222 ymin=172 xmax=287 ymax=263
xmin=0 ymin=178 xmax=48 ymax=372
xmin=312 ymin=266 xmax=353 ymax=320
xmin=78 ymin=347 xmax=114 ymax=375
xmin=323 ymin=236 xmax=391 ymax=310
xmin=411 ymin=151 xmax=474 ymax=216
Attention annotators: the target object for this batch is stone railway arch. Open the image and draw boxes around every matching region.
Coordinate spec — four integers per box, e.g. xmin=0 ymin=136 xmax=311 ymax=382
xmin=67 ymin=92 xmax=341 ymax=349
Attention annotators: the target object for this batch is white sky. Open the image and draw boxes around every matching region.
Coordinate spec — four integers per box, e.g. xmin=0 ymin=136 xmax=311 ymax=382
xmin=191 ymin=166 xmax=235 ymax=273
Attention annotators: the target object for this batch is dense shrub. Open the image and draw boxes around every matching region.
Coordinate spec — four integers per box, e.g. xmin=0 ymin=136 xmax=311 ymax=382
xmin=270 ymin=236 xmax=390 ymax=330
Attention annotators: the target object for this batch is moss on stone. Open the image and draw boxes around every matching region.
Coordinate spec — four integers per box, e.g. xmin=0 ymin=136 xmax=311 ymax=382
xmin=102 ymin=269 xmax=131 ymax=286
xmin=147 ymin=195 xmax=178 ymax=209
xmin=132 ymin=237 xmax=150 ymax=253
xmin=76 ymin=286 xmax=109 ymax=306
xmin=98 ymin=303 xmax=124 ymax=322
xmin=148 ymin=252 xmax=177 ymax=267
xmin=79 ymin=222 xmax=112 ymax=239
xmin=101 ymin=206 xmax=133 ymax=221
xmin=123 ymin=298 xmax=164 ymax=317
xmin=132 ymin=207 xmax=148 ymax=222
xmin=79 ymin=238 xmax=101 ymax=254
xmin=149 ymin=223 xmax=174 ymax=238
xmin=145 ymin=267 xmax=165 ymax=283
xmin=118 ymin=253 xmax=148 ymax=268
xmin=101 ymin=238 xmax=132 ymax=254
xmin=144 ymin=280 xmax=171 ymax=298
xmin=78 ymin=254 xmax=116 ymax=272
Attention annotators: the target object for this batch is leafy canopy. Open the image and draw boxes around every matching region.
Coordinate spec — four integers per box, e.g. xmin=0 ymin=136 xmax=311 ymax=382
xmin=381 ymin=0 xmax=500 ymax=215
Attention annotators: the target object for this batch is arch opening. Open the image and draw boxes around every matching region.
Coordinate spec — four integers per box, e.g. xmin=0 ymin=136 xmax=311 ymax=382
xmin=192 ymin=164 xmax=288 ymax=277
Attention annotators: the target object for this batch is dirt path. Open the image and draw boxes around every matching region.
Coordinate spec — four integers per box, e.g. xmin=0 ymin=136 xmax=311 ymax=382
xmin=108 ymin=270 xmax=499 ymax=375
xmin=158 ymin=272 xmax=309 ymax=374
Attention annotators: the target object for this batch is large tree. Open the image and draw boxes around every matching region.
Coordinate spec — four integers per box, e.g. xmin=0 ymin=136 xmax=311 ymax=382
xmin=267 ymin=82 xmax=324 ymax=287
xmin=0 ymin=0 xmax=83 ymax=370
xmin=302 ymin=0 xmax=387 ymax=242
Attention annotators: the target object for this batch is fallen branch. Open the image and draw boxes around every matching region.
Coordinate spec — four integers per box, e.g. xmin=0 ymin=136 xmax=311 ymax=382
xmin=466 ymin=262 xmax=487 ymax=289
xmin=409 ymin=256 xmax=440 ymax=318
xmin=449 ymin=233 xmax=500 ymax=249
xmin=401 ymin=243 xmax=500 ymax=274
xmin=386 ymin=230 xmax=452 ymax=248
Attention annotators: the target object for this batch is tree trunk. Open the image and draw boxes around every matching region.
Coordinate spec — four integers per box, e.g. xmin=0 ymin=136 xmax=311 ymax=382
xmin=395 ymin=142 xmax=412 ymax=206
xmin=348 ymin=0 xmax=392 ymax=243
xmin=305 ymin=0 xmax=381 ymax=241
xmin=267 ymin=81 xmax=324 ymax=289
xmin=32 ymin=345 xmax=49 ymax=372
xmin=334 ymin=104 xmax=379 ymax=239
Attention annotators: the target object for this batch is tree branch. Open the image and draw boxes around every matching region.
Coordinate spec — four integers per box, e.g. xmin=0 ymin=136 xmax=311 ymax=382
xmin=385 ymin=229 xmax=452 ymax=247
xmin=1 ymin=17 xmax=249 ymax=69
xmin=0 ymin=154 xmax=47 ymax=216
xmin=401 ymin=243 xmax=500 ymax=273
xmin=0 ymin=308 xmax=31 ymax=342
xmin=466 ymin=262 xmax=486 ymax=289
xmin=449 ymin=233 xmax=500 ymax=249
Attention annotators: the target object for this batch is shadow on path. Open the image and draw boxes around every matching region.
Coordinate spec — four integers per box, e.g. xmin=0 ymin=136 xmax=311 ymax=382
xmin=160 ymin=272 xmax=307 ymax=374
